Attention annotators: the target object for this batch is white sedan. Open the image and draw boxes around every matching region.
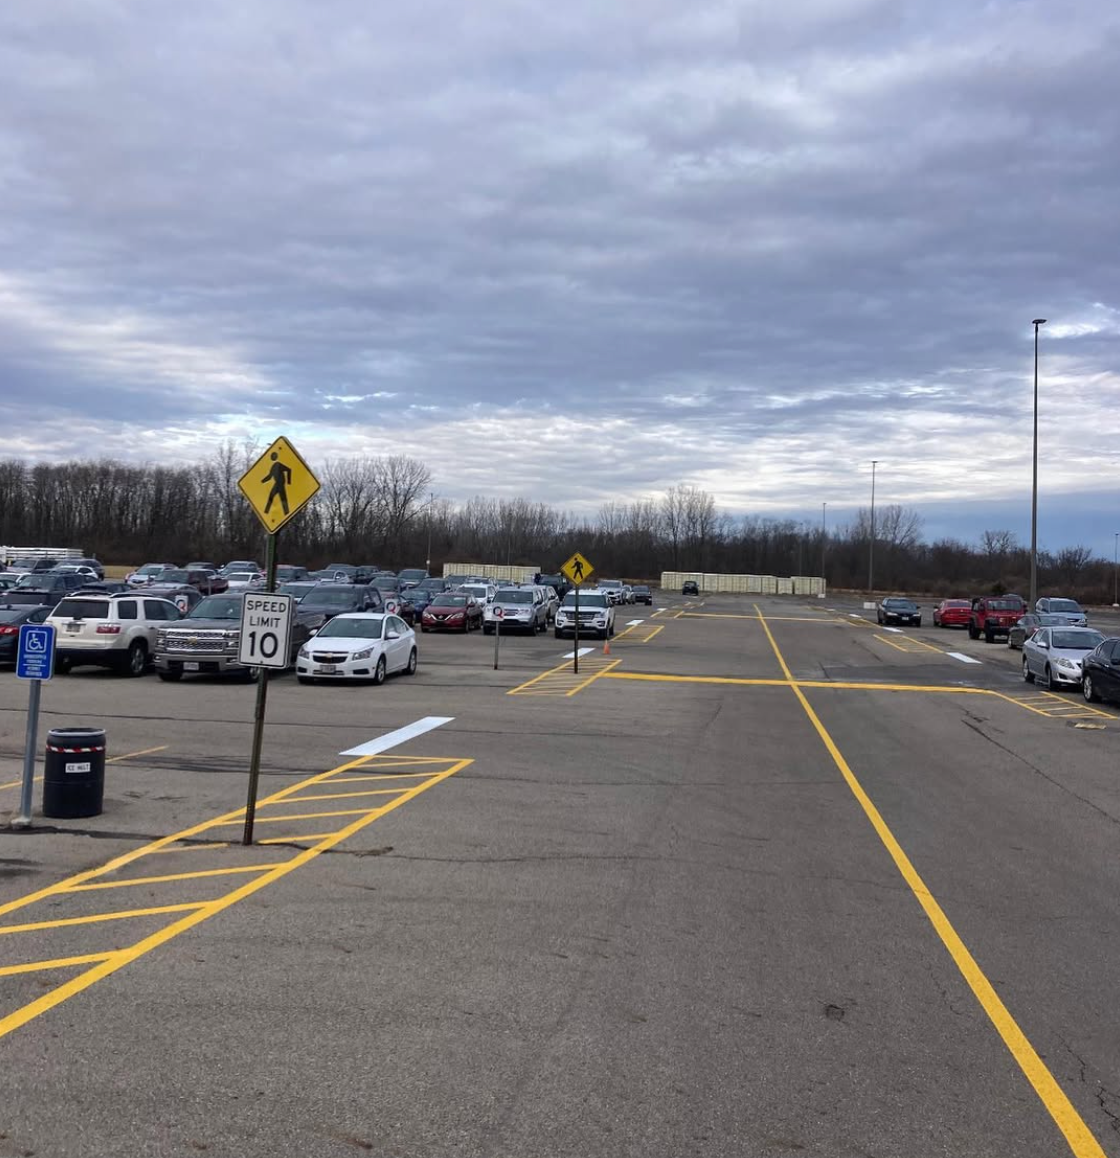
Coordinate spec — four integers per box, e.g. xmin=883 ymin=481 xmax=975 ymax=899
xmin=1022 ymin=626 xmax=1104 ymax=690
xmin=296 ymin=612 xmax=417 ymax=685
xmin=225 ymin=571 xmax=265 ymax=591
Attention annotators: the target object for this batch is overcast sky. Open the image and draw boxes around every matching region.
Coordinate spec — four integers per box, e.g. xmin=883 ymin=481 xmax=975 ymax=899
xmin=1 ymin=1 xmax=1118 ymax=555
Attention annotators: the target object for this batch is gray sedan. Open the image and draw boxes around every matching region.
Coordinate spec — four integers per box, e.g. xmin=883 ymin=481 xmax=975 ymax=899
xmin=1022 ymin=627 xmax=1105 ymax=690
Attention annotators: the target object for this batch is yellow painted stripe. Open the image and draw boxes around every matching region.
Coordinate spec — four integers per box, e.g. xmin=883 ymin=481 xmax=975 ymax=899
xmin=257 ymin=831 xmax=339 ymax=845
xmin=277 ymin=788 xmax=409 ymax=803
xmin=107 ymin=744 xmax=169 ymax=764
xmin=213 ymin=807 xmax=375 ymax=826
xmin=151 ymin=842 xmax=230 ymax=854
xmin=874 ymin=633 xmax=913 ymax=653
xmin=564 ymin=658 xmax=622 ymax=696
xmin=508 ymin=658 xmax=581 ymax=695
xmin=327 ymin=771 xmax=446 ymax=783
xmin=601 ymin=672 xmax=791 ymax=687
xmin=0 ymin=953 xmax=114 ymax=979
xmin=0 ymin=775 xmax=42 ymax=792
xmin=643 ymin=625 xmax=664 ymax=642
xmin=0 ymin=760 xmax=469 ymax=1042
xmin=64 ymin=864 xmax=290 ymax=892
xmin=0 ymin=902 xmax=203 ymax=936
xmin=753 ymin=605 xmax=1106 ymax=1158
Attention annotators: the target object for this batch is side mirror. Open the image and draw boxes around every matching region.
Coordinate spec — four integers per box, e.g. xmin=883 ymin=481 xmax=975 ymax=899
xmin=387 ymin=632 xmax=400 ymax=640
xmin=1037 ymin=640 xmax=1049 ymax=649
xmin=309 ymin=627 xmax=319 ymax=637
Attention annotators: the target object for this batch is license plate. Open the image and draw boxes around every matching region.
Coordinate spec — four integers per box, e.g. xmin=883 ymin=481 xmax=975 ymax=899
xmin=183 ymin=662 xmax=200 ymax=671
xmin=315 ymin=664 xmax=337 ymax=674
xmin=66 ymin=623 xmax=81 ymax=634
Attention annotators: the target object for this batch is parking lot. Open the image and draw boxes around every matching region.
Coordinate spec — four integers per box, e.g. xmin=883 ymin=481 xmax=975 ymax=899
xmin=0 ymin=592 xmax=1119 ymax=1157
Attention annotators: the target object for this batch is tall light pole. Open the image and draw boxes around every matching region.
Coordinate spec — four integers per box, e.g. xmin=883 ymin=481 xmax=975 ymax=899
xmin=868 ymin=461 xmax=879 ymax=596
xmin=425 ymin=490 xmax=434 ymax=572
xmin=1029 ymin=318 xmax=1046 ymax=607
xmin=821 ymin=502 xmax=827 ymax=579
xmin=1113 ymin=531 xmax=1119 ymax=608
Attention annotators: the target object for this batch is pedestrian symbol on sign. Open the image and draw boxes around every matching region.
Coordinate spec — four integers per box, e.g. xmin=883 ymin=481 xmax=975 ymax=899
xmin=262 ymin=452 xmax=293 ymax=517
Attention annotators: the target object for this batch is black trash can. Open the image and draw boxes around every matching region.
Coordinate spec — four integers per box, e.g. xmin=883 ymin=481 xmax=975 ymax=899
xmin=43 ymin=727 xmax=106 ymax=819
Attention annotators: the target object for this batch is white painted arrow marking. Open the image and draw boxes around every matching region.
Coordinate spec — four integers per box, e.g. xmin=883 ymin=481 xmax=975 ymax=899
xmin=883 ymin=626 xmax=903 ymax=634
xmin=625 ymin=619 xmax=645 ymax=626
xmin=339 ymin=716 xmax=453 ymax=757
xmin=561 ymin=647 xmax=595 ymax=659
xmin=947 ymin=652 xmax=982 ymax=665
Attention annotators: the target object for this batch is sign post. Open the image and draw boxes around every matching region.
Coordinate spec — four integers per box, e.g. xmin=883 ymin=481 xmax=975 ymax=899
xmin=14 ymin=623 xmax=56 ymax=828
xmin=237 ymin=437 xmax=321 ymax=844
xmin=560 ymin=552 xmax=595 ymax=675
xmin=492 ymin=606 xmax=503 ymax=670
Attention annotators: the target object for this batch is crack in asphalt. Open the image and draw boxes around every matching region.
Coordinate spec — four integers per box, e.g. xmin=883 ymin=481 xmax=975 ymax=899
xmin=959 ymin=715 xmax=1120 ymax=829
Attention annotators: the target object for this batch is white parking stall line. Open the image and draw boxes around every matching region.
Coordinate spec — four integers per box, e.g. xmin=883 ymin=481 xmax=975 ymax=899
xmin=625 ymin=619 xmax=645 ymax=626
xmin=947 ymin=652 xmax=983 ymax=665
xmin=561 ymin=647 xmax=596 ymax=659
xmin=849 ymin=613 xmax=862 ymax=618
xmin=339 ymin=716 xmax=454 ymax=757
xmin=883 ymin=626 xmax=904 ymax=634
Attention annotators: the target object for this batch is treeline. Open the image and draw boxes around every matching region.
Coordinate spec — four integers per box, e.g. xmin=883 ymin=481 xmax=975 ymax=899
xmin=0 ymin=447 xmax=1114 ymax=601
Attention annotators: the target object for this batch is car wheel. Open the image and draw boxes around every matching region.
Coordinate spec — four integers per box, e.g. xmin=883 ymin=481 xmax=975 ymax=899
xmin=54 ymin=656 xmax=72 ymax=675
xmin=1083 ymin=674 xmax=1100 ymax=702
xmin=243 ymin=666 xmax=261 ymax=682
xmin=554 ymin=629 xmax=562 ymax=639
xmin=157 ymin=670 xmax=182 ymax=682
xmin=1042 ymin=665 xmax=1053 ymax=691
xmin=372 ymin=656 xmax=387 ymax=686
xmin=1022 ymin=657 xmax=1034 ymax=683
xmin=483 ymin=625 xmax=493 ymax=635
xmin=124 ymin=640 xmax=147 ymax=677
xmin=405 ymin=648 xmax=417 ymax=676
xmin=984 ymin=629 xmax=994 ymax=644
xmin=968 ymin=623 xmax=978 ymax=640
xmin=297 ymin=676 xmax=313 ymax=685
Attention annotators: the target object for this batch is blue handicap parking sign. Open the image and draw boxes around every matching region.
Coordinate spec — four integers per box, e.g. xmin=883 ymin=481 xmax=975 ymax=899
xmin=16 ymin=624 xmax=56 ymax=681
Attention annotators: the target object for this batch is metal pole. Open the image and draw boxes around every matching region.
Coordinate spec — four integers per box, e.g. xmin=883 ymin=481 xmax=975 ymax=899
xmin=821 ymin=502 xmax=827 ymax=579
xmin=242 ymin=529 xmax=278 ymax=845
xmin=493 ymin=614 xmax=501 ymax=669
xmin=1030 ymin=318 xmax=1046 ymax=608
xmin=1114 ymin=532 xmax=1118 ymax=608
xmin=15 ymin=679 xmax=42 ymax=827
xmin=425 ymin=491 xmax=433 ymax=572
xmin=868 ymin=461 xmax=878 ymax=596
xmin=573 ymin=585 xmax=580 ymax=675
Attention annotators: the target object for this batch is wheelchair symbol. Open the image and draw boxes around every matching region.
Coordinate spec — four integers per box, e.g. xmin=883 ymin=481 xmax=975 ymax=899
xmin=25 ymin=631 xmax=47 ymax=654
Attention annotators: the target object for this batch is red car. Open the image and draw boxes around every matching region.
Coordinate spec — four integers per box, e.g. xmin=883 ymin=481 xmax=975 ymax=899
xmin=933 ymin=599 xmax=971 ymax=628
xmin=421 ymin=593 xmax=482 ymax=633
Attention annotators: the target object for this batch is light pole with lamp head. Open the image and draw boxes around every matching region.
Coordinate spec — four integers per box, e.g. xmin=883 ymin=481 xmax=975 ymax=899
xmin=868 ymin=461 xmax=879 ymax=596
xmin=1029 ymin=318 xmax=1046 ymax=608
xmin=425 ymin=491 xmax=434 ymax=573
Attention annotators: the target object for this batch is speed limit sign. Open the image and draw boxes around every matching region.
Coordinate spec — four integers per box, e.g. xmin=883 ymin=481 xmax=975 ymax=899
xmin=238 ymin=593 xmax=295 ymax=669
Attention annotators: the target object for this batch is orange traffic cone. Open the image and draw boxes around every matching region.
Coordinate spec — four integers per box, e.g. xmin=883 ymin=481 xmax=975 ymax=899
xmin=603 ymin=639 xmax=611 ymax=656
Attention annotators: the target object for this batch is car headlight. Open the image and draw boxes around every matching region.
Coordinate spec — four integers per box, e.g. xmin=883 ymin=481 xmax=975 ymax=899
xmin=352 ymin=647 xmax=374 ymax=660
xmin=298 ymin=645 xmax=310 ymax=658
xmin=1057 ymin=658 xmax=1076 ymax=669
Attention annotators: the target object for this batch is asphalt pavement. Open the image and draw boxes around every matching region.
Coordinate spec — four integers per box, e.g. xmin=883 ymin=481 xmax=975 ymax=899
xmin=0 ymin=594 xmax=1118 ymax=1157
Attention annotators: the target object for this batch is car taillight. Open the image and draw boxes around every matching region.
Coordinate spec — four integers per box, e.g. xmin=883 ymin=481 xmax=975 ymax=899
xmin=96 ymin=624 xmax=121 ymax=634
xmin=0 ymin=626 xmax=17 ymax=635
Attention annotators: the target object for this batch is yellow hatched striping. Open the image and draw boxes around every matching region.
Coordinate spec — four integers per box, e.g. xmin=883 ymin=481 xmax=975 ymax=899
xmin=508 ymin=657 xmax=621 ymax=697
xmin=0 ymin=753 xmax=470 ymax=1042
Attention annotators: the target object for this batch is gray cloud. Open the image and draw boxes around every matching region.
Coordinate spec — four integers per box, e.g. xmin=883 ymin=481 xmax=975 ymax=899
xmin=1 ymin=0 xmax=1118 ymax=552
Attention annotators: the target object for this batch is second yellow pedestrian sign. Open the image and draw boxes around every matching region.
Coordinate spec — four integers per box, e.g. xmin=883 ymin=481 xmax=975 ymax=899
xmin=238 ymin=436 xmax=321 ymax=534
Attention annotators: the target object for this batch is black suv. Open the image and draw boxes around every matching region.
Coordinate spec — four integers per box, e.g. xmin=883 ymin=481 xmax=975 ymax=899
xmin=631 ymin=585 xmax=653 ymax=605
xmin=682 ymin=580 xmax=700 ymax=595
xmin=298 ymin=584 xmax=383 ymax=621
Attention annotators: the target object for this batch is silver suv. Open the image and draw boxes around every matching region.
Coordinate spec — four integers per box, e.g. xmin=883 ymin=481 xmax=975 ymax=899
xmin=482 ymin=587 xmax=549 ymax=634
xmin=48 ymin=593 xmax=183 ymax=676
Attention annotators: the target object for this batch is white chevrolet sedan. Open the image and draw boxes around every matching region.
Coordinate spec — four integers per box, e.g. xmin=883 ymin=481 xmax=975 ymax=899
xmin=296 ymin=612 xmax=417 ymax=685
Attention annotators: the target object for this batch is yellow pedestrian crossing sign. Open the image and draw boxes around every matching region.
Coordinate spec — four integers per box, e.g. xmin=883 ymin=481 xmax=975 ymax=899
xmin=561 ymin=552 xmax=594 ymax=585
xmin=238 ymin=436 xmax=321 ymax=534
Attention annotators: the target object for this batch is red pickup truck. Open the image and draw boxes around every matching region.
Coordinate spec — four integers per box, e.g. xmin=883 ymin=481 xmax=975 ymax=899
xmin=968 ymin=595 xmax=1027 ymax=642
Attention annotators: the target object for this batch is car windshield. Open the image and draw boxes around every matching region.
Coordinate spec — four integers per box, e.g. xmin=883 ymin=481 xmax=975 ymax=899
xmin=1049 ymin=599 xmax=1082 ymax=613
xmin=0 ymin=609 xmax=33 ymax=624
xmin=420 ymin=579 xmax=446 ymax=591
xmin=564 ymin=593 xmax=607 ymax=608
xmin=374 ymin=579 xmax=401 ymax=591
xmin=945 ymin=600 xmax=969 ymax=607
xmin=189 ymin=596 xmax=243 ymax=620
xmin=633 ymin=586 xmax=650 ymax=593
xmin=496 ymin=590 xmax=533 ymax=603
xmin=1052 ymin=630 xmax=1103 ymax=650
xmin=228 ymin=572 xmax=256 ymax=581
xmin=884 ymin=599 xmax=916 ymax=609
xmin=161 ymin=569 xmax=190 ymax=583
xmin=137 ymin=564 xmax=167 ymax=575
xmin=280 ymin=582 xmax=315 ymax=596
xmin=324 ymin=564 xmax=354 ymax=573
xmin=989 ymin=600 xmax=1023 ymax=610
xmin=432 ymin=595 xmax=467 ymax=607
xmin=303 ymin=590 xmax=359 ymax=608
xmin=53 ymin=598 xmax=111 ymax=619
xmin=461 ymin=586 xmax=487 ymax=597
xmin=318 ymin=616 xmax=384 ymax=639
xmin=399 ymin=570 xmax=427 ymax=580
